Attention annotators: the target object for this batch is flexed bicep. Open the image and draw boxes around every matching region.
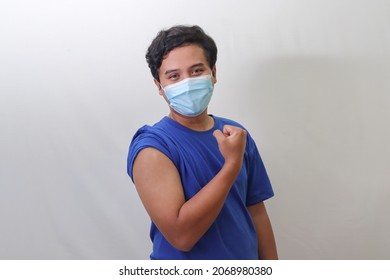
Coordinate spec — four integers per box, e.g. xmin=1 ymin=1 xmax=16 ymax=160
xmin=133 ymin=148 xmax=186 ymax=246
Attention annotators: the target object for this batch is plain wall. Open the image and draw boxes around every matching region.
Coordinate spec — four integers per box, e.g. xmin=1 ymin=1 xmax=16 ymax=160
xmin=1 ymin=0 xmax=389 ymax=259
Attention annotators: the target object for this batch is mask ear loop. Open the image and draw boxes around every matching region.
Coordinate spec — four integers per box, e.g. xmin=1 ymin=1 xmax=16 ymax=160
xmin=158 ymin=82 xmax=166 ymax=93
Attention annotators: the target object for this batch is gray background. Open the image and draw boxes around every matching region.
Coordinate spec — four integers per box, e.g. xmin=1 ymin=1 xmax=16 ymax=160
xmin=1 ymin=0 xmax=389 ymax=259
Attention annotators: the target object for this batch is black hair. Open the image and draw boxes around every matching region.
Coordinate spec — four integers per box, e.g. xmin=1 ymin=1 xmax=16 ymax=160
xmin=145 ymin=25 xmax=217 ymax=82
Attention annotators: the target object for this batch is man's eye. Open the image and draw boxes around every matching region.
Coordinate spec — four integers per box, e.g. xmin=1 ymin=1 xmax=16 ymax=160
xmin=193 ymin=69 xmax=204 ymax=74
xmin=169 ymin=74 xmax=179 ymax=80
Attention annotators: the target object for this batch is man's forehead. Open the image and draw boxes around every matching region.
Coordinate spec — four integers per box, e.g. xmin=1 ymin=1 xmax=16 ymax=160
xmin=160 ymin=45 xmax=208 ymax=71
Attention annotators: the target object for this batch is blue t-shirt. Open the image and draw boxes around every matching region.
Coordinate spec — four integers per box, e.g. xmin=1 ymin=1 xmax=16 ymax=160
xmin=127 ymin=115 xmax=274 ymax=259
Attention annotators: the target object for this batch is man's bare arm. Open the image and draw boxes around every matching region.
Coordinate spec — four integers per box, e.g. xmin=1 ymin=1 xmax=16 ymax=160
xmin=133 ymin=125 xmax=246 ymax=251
xmin=248 ymin=202 xmax=278 ymax=259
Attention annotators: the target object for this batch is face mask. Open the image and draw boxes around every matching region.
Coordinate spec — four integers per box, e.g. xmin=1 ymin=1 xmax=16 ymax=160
xmin=162 ymin=75 xmax=214 ymax=117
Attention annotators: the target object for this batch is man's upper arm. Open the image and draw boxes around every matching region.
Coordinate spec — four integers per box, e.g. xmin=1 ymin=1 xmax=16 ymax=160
xmin=247 ymin=202 xmax=278 ymax=259
xmin=132 ymin=147 xmax=185 ymax=240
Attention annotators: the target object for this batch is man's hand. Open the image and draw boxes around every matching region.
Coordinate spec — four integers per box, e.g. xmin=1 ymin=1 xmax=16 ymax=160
xmin=213 ymin=125 xmax=247 ymax=166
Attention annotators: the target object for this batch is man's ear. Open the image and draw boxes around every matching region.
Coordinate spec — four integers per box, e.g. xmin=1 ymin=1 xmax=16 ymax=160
xmin=211 ymin=66 xmax=217 ymax=84
xmin=153 ymin=79 xmax=164 ymax=95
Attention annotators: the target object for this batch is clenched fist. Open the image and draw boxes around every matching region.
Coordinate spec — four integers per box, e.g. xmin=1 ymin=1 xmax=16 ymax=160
xmin=213 ymin=125 xmax=247 ymax=166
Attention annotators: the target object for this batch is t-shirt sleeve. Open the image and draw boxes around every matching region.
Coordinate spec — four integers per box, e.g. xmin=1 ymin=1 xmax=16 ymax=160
xmin=245 ymin=134 xmax=274 ymax=206
xmin=127 ymin=126 xmax=175 ymax=182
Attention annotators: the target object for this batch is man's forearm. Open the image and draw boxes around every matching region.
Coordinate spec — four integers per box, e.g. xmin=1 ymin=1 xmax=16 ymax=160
xmin=174 ymin=161 xmax=242 ymax=250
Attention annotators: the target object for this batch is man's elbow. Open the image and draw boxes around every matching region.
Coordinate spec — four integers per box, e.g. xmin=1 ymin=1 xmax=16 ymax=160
xmin=166 ymin=233 xmax=197 ymax=252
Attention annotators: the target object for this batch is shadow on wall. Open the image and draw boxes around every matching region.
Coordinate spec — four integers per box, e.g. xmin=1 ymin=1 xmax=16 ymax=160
xmin=246 ymin=57 xmax=390 ymax=259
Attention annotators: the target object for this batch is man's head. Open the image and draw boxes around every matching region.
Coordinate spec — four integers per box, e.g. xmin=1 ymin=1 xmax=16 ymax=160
xmin=146 ymin=25 xmax=218 ymax=83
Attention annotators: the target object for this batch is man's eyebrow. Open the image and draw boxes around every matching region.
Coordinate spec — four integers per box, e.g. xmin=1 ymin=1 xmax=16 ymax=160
xmin=190 ymin=63 xmax=206 ymax=68
xmin=164 ymin=68 xmax=180 ymax=75
xmin=164 ymin=63 xmax=206 ymax=75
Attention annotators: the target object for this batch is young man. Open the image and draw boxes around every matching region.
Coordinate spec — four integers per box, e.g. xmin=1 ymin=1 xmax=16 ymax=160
xmin=127 ymin=25 xmax=278 ymax=260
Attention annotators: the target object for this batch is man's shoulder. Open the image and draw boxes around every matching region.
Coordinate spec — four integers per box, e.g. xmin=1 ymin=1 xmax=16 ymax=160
xmin=213 ymin=115 xmax=245 ymax=129
xmin=132 ymin=117 xmax=170 ymax=139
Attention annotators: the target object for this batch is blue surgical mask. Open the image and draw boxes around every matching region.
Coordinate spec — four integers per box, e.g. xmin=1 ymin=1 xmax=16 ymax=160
xmin=162 ymin=75 xmax=214 ymax=117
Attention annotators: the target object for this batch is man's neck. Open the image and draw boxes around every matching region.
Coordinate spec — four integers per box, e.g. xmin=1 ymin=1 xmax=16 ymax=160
xmin=168 ymin=110 xmax=214 ymax=131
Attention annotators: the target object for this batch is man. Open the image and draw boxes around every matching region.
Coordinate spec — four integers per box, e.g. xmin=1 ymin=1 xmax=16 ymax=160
xmin=127 ymin=25 xmax=278 ymax=260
